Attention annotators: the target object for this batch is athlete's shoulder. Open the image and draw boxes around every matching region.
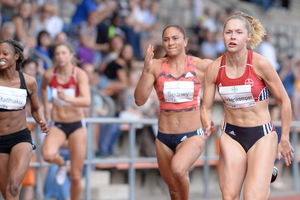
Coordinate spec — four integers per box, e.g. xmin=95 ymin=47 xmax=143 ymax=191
xmin=22 ymin=72 xmax=37 ymax=94
xmin=22 ymin=72 xmax=36 ymax=85
xmin=252 ymin=51 xmax=273 ymax=70
xmin=190 ymin=56 xmax=212 ymax=70
xmin=208 ymin=55 xmax=222 ymax=70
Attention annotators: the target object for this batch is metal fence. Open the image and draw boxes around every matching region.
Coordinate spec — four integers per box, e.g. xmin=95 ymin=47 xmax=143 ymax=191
xmin=28 ymin=118 xmax=300 ymax=200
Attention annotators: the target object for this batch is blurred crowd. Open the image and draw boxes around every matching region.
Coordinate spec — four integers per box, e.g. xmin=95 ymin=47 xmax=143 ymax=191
xmin=1 ymin=0 xmax=300 ymax=199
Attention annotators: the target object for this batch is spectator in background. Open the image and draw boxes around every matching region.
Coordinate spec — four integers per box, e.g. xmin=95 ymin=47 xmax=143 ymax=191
xmin=258 ymin=31 xmax=280 ymax=72
xmin=0 ymin=21 xmax=16 ymax=40
xmin=279 ymin=55 xmax=295 ymax=98
xmin=34 ymin=30 xmax=52 ymax=70
xmin=200 ymin=29 xmax=222 ymax=59
xmin=202 ymin=7 xmax=217 ymax=33
xmin=215 ymin=10 xmax=228 ymax=33
xmin=96 ymin=44 xmax=132 ymax=157
xmin=96 ymin=12 xmax=125 ymax=46
xmin=71 ymin=0 xmax=117 ymax=27
xmin=12 ymin=1 xmax=36 ymax=53
xmin=49 ymin=31 xmax=68 ymax=60
xmin=34 ymin=1 xmax=64 ymax=39
xmin=70 ymin=10 xmax=109 ymax=66
xmin=101 ymin=34 xmax=125 ymax=69
xmin=1 ymin=0 xmax=22 ymax=22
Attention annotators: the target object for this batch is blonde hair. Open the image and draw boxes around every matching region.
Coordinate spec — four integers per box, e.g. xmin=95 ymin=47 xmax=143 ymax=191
xmin=224 ymin=11 xmax=266 ymax=49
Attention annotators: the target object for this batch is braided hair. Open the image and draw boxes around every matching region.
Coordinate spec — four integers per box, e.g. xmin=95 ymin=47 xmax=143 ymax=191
xmin=0 ymin=39 xmax=24 ymax=71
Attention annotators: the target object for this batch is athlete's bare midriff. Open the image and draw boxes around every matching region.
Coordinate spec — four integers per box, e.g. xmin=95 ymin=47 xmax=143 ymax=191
xmin=0 ymin=110 xmax=27 ymax=135
xmin=158 ymin=110 xmax=201 ymax=133
xmin=223 ymin=100 xmax=271 ymax=127
xmin=51 ymin=104 xmax=84 ymax=123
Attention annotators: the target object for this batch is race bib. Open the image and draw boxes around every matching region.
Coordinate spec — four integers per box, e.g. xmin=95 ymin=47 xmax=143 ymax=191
xmin=163 ymin=81 xmax=194 ymax=103
xmin=0 ymin=86 xmax=27 ymax=110
xmin=219 ymin=85 xmax=255 ymax=108
xmin=52 ymin=88 xmax=75 ymax=106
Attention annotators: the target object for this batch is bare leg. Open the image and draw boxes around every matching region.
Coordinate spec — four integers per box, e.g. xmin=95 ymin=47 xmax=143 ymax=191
xmin=6 ymin=143 xmax=32 ymax=200
xmin=171 ymin=135 xmax=206 ymax=200
xmin=42 ymin=126 xmax=66 ymax=166
xmin=156 ymin=135 xmax=205 ymax=200
xmin=68 ymin=127 xmax=87 ymax=200
xmin=243 ymin=131 xmax=277 ymax=200
xmin=0 ymin=153 xmax=9 ymax=197
xmin=218 ymin=133 xmax=247 ymax=200
xmin=155 ymin=139 xmax=178 ymax=199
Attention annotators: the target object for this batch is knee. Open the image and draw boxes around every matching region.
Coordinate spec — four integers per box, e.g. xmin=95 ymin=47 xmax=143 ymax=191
xmin=70 ymin=171 xmax=82 ymax=184
xmin=42 ymin=149 xmax=57 ymax=163
xmin=222 ymin=193 xmax=240 ymax=200
xmin=221 ymin=187 xmax=240 ymax=200
xmin=7 ymin=180 xmax=21 ymax=197
xmin=171 ymin=163 xmax=188 ymax=180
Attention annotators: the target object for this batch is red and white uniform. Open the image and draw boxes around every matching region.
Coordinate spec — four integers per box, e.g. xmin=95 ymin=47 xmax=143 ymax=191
xmin=216 ymin=50 xmax=269 ymax=108
xmin=49 ymin=66 xmax=79 ymax=105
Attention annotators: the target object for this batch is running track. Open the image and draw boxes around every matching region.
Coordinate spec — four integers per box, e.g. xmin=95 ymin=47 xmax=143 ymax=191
xmin=270 ymin=195 xmax=300 ymax=200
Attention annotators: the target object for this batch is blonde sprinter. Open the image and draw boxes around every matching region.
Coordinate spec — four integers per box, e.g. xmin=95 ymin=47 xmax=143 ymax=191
xmin=200 ymin=12 xmax=294 ymax=200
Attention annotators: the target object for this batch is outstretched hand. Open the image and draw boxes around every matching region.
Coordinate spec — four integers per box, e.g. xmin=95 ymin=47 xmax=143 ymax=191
xmin=278 ymin=138 xmax=294 ymax=166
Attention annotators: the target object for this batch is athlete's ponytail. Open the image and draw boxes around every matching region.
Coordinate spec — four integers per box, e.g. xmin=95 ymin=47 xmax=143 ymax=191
xmin=224 ymin=11 xmax=266 ymax=49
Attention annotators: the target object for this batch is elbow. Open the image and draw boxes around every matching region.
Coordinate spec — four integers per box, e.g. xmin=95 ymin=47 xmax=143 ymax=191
xmin=81 ymin=98 xmax=91 ymax=107
xmin=134 ymin=96 xmax=146 ymax=106
xmin=85 ymin=99 xmax=91 ymax=107
xmin=135 ymin=99 xmax=144 ymax=107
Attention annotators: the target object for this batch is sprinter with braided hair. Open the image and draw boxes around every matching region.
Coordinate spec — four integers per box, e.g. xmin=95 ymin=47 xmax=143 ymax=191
xmin=0 ymin=39 xmax=48 ymax=199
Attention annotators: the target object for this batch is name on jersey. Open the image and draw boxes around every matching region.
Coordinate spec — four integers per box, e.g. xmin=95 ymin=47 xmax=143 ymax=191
xmin=163 ymin=81 xmax=194 ymax=103
xmin=219 ymin=85 xmax=255 ymax=108
xmin=0 ymin=86 xmax=27 ymax=110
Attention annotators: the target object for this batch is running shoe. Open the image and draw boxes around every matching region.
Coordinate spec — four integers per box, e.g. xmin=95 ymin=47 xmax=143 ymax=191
xmin=271 ymin=166 xmax=278 ymax=183
xmin=56 ymin=166 xmax=67 ymax=185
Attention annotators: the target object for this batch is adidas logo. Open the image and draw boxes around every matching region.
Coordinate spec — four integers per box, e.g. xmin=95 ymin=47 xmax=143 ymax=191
xmin=185 ymin=72 xmax=194 ymax=78
xmin=180 ymin=136 xmax=187 ymax=142
xmin=229 ymin=130 xmax=236 ymax=136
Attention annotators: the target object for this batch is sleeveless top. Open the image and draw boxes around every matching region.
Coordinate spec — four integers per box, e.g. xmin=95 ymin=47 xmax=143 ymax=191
xmin=216 ymin=50 xmax=269 ymax=108
xmin=49 ymin=67 xmax=79 ymax=106
xmin=0 ymin=72 xmax=29 ymax=111
xmin=154 ymin=55 xmax=202 ymax=112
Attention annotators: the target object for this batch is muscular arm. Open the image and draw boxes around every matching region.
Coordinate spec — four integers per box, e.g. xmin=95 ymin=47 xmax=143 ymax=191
xmin=40 ymin=70 xmax=51 ymax=123
xmin=200 ymin=61 xmax=219 ymax=135
xmin=25 ymin=74 xmax=48 ymax=133
xmin=134 ymin=45 xmax=157 ymax=106
xmin=254 ymin=53 xmax=293 ymax=165
xmin=255 ymin=55 xmax=291 ymax=140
